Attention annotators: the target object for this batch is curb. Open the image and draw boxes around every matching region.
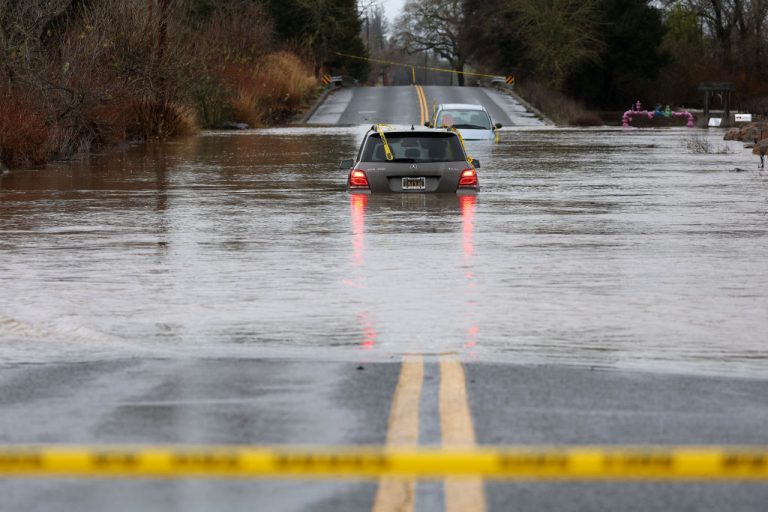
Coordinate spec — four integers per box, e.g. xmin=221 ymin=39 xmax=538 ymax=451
xmin=491 ymin=84 xmax=554 ymax=126
xmin=299 ymin=85 xmax=340 ymax=124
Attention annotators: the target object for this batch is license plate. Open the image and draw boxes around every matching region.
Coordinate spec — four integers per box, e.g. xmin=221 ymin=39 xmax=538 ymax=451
xmin=402 ymin=177 xmax=426 ymax=190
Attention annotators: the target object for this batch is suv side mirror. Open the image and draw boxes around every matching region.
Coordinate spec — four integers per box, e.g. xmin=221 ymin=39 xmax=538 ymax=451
xmin=339 ymin=159 xmax=353 ymax=169
xmin=472 ymin=159 xmax=481 ymax=168
xmin=494 ymin=122 xmax=503 ymax=129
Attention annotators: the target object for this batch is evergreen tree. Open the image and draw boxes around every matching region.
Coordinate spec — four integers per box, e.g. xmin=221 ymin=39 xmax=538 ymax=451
xmin=566 ymin=0 xmax=668 ymax=108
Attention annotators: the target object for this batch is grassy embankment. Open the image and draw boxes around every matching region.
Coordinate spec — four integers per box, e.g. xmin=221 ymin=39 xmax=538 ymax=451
xmin=514 ymin=81 xmax=603 ymax=126
xmin=0 ymin=2 xmax=318 ymax=170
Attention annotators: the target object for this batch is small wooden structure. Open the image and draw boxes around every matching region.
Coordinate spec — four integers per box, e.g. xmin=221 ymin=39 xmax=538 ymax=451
xmin=698 ymin=82 xmax=735 ymax=127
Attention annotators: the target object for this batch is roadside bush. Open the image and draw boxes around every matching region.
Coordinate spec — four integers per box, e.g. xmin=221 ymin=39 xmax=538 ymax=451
xmin=247 ymin=52 xmax=317 ymax=125
xmin=127 ymin=98 xmax=198 ymax=141
xmin=261 ymin=52 xmax=318 ymax=110
xmin=1 ymin=0 xmax=204 ymax=160
xmin=723 ymin=122 xmax=768 ymax=142
xmin=64 ymin=1 xmax=200 ymax=143
xmin=192 ymin=75 xmax=236 ymax=129
xmin=682 ymin=134 xmax=734 ymax=154
xmin=0 ymin=0 xmax=319 ymax=167
xmin=211 ymin=51 xmax=317 ymax=128
xmin=0 ymin=87 xmax=50 ymax=168
xmin=192 ymin=5 xmax=317 ymax=128
xmin=193 ymin=1 xmax=273 ymax=63
xmin=516 ymin=80 xmax=602 ymax=126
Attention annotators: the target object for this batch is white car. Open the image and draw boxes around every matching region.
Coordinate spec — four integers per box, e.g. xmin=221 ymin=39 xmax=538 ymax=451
xmin=426 ymin=103 xmax=502 ymax=141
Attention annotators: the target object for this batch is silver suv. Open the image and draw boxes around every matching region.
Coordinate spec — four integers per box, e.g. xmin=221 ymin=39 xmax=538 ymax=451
xmin=341 ymin=126 xmax=480 ymax=194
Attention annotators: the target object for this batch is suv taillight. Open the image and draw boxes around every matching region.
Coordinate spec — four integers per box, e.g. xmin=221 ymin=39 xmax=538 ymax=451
xmin=348 ymin=169 xmax=370 ymax=189
xmin=458 ymin=168 xmax=478 ymax=188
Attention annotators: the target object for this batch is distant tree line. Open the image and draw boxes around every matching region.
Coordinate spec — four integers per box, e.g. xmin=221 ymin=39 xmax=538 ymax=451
xmin=395 ymin=0 xmax=768 ymax=112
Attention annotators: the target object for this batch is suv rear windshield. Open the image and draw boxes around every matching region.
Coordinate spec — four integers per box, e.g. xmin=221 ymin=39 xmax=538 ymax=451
xmin=361 ymin=133 xmax=467 ymax=163
xmin=436 ymin=109 xmax=491 ymax=130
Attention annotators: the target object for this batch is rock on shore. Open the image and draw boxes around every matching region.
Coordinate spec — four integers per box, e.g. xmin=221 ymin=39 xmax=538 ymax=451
xmin=724 ymin=122 xmax=768 ymax=142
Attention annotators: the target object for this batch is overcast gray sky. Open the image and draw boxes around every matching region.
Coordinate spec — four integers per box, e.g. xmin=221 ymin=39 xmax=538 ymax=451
xmin=381 ymin=0 xmax=407 ymax=23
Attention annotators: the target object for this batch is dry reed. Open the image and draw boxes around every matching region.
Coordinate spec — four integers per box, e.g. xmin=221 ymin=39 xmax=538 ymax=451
xmin=516 ymin=81 xmax=602 ymax=126
xmin=229 ymin=51 xmax=317 ymax=127
xmin=0 ymin=87 xmax=50 ymax=168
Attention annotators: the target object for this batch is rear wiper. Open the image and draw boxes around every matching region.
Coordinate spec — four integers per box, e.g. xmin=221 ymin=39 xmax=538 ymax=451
xmin=391 ymin=158 xmax=417 ymax=163
xmin=454 ymin=124 xmax=488 ymax=130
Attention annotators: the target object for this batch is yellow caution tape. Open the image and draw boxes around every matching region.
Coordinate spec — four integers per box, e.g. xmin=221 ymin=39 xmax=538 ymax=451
xmin=3 ymin=446 xmax=768 ymax=480
xmin=374 ymin=124 xmax=394 ymax=161
xmin=448 ymin=127 xmax=474 ymax=166
xmin=333 ymin=51 xmax=510 ymax=81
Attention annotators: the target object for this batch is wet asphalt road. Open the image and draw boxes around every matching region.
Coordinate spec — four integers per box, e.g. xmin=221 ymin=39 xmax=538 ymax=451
xmin=2 ymin=84 xmax=768 ymax=511
xmin=307 ymin=85 xmax=547 ymax=126
xmin=2 ymin=359 xmax=768 ymax=511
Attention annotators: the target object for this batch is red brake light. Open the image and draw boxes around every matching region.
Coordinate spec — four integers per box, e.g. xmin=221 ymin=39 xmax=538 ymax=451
xmin=349 ymin=169 xmax=370 ymax=189
xmin=458 ymin=168 xmax=478 ymax=188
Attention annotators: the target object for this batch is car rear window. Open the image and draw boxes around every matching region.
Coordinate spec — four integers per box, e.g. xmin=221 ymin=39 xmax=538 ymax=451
xmin=436 ymin=109 xmax=492 ymax=130
xmin=361 ymin=133 xmax=467 ymax=163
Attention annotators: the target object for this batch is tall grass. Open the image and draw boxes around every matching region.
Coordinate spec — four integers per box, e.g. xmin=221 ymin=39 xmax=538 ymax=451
xmin=0 ymin=87 xmax=49 ymax=169
xmin=127 ymin=98 xmax=199 ymax=141
xmin=191 ymin=3 xmax=317 ymax=129
xmin=0 ymin=1 xmax=317 ymax=169
xmin=229 ymin=52 xmax=318 ymax=127
xmin=515 ymin=80 xmax=602 ymax=126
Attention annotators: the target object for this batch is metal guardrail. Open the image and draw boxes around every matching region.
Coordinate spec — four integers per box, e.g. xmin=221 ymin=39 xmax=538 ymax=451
xmin=2 ymin=446 xmax=768 ymax=480
xmin=490 ymin=76 xmax=515 ymax=88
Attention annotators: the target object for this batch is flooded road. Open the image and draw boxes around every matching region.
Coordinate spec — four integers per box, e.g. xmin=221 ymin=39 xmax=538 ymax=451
xmin=3 ymin=125 xmax=768 ymax=512
xmin=1 ymin=126 xmax=766 ymax=377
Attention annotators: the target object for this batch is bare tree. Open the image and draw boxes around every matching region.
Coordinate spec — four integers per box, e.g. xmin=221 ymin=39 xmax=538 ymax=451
xmin=662 ymin=0 xmax=768 ymax=71
xmin=0 ymin=0 xmax=72 ymax=84
xmin=360 ymin=1 xmax=388 ymax=53
xmin=395 ymin=0 xmax=466 ymax=85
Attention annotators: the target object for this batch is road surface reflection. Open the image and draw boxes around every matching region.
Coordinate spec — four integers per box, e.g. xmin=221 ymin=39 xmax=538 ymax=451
xmin=460 ymin=195 xmax=479 ymax=353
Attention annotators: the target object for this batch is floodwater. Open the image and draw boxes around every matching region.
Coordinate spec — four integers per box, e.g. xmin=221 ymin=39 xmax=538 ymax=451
xmin=1 ymin=127 xmax=767 ymax=378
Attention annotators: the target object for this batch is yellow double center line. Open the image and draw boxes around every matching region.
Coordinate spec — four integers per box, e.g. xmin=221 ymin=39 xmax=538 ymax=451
xmin=414 ymin=85 xmax=428 ymax=126
xmin=372 ymin=354 xmax=486 ymax=512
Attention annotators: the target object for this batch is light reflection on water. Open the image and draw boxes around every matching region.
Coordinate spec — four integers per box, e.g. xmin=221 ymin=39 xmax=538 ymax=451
xmin=1 ymin=127 xmax=767 ymax=378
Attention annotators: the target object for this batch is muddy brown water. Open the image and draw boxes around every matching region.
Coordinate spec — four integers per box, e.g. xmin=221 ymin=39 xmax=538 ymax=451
xmin=1 ymin=127 xmax=767 ymax=378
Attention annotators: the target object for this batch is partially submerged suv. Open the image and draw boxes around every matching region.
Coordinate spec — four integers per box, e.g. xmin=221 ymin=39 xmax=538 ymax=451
xmin=427 ymin=103 xmax=502 ymax=141
xmin=341 ymin=125 xmax=479 ymax=194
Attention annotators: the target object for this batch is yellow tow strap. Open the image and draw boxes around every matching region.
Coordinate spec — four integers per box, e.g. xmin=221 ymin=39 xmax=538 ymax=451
xmin=449 ymin=127 xmax=474 ymax=165
xmin=374 ymin=124 xmax=394 ymax=161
